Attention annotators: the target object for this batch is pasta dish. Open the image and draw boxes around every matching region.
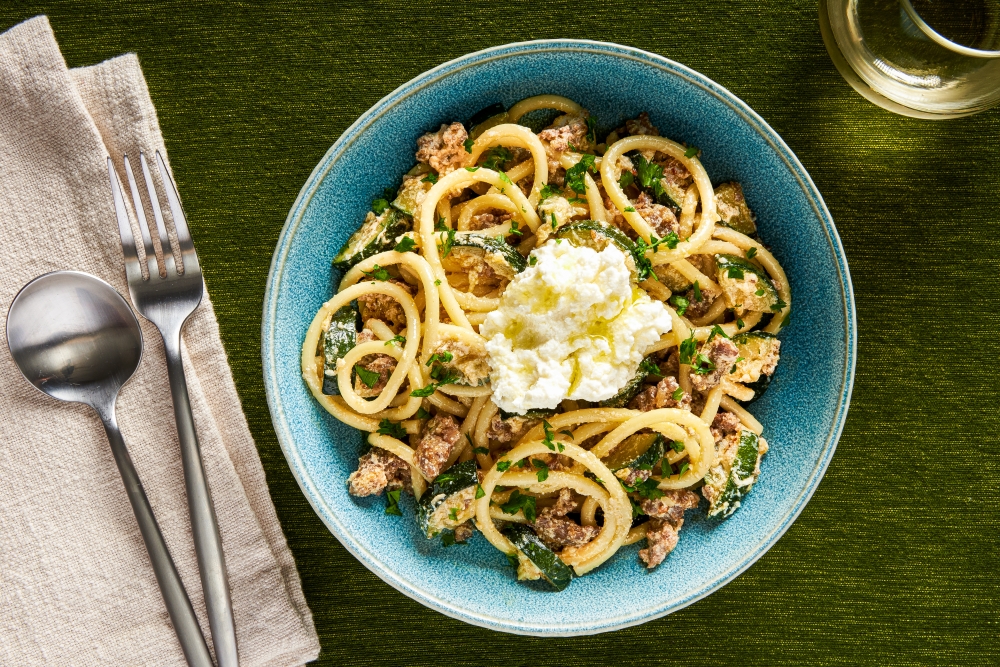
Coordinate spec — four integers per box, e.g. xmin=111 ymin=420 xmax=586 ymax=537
xmin=301 ymin=95 xmax=790 ymax=590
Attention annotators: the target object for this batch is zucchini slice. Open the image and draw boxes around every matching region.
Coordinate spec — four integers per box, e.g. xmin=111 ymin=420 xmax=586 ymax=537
xmin=739 ymin=373 xmax=771 ymax=405
xmin=715 ymin=254 xmax=779 ymax=314
xmin=391 ymin=176 xmax=434 ymax=218
xmin=450 ymin=233 xmax=527 ymax=275
xmin=705 ymin=429 xmax=762 ymax=518
xmin=651 ymin=263 xmax=692 ymax=293
xmin=497 ymin=407 xmax=556 ymax=421
xmin=599 ymin=356 xmax=659 ymax=408
xmin=502 ymin=523 xmax=573 ymax=591
xmin=714 ymin=182 xmax=757 ymax=235
xmin=731 ymin=332 xmax=780 ymax=383
xmin=656 ymin=175 xmax=686 ymax=212
xmin=321 ymin=304 xmax=359 ymax=395
xmin=556 ymin=219 xmax=636 ymax=257
xmin=332 ymin=208 xmax=410 ymax=271
xmin=603 ymin=432 xmax=665 ymax=472
xmin=416 ymin=460 xmax=479 ymax=538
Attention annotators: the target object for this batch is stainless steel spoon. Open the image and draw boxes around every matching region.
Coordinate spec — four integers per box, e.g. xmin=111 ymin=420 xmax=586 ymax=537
xmin=6 ymin=271 xmax=213 ymax=667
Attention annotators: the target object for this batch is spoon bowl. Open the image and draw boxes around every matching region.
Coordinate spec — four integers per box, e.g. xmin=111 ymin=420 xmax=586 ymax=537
xmin=5 ymin=270 xmax=213 ymax=667
xmin=7 ymin=271 xmax=142 ymax=408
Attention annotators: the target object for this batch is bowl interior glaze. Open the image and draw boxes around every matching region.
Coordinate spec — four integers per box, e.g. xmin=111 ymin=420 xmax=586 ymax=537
xmin=263 ymin=40 xmax=855 ymax=636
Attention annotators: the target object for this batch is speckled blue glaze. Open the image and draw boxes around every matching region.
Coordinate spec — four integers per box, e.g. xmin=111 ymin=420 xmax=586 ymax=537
xmin=262 ymin=40 xmax=856 ymax=636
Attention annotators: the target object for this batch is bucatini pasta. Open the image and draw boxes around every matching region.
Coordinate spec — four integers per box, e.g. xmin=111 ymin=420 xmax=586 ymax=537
xmin=302 ymin=96 xmax=789 ymax=590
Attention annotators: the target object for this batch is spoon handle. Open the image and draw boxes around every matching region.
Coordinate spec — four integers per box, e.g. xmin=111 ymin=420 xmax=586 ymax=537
xmin=100 ymin=409 xmax=214 ymax=667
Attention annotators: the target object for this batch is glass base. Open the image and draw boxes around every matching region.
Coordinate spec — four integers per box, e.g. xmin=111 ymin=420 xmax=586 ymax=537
xmin=818 ymin=0 xmax=981 ymax=120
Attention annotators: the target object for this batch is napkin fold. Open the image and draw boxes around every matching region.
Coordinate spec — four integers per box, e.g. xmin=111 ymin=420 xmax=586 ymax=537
xmin=0 ymin=16 xmax=319 ymax=666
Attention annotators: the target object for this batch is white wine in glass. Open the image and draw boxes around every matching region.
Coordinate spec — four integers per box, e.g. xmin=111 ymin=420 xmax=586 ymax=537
xmin=820 ymin=0 xmax=1000 ymax=118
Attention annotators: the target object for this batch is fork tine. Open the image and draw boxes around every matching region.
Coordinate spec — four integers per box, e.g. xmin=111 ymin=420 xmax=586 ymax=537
xmin=123 ymin=153 xmax=160 ymax=279
xmin=155 ymin=150 xmax=200 ymax=274
xmin=139 ymin=151 xmax=177 ymax=276
xmin=107 ymin=158 xmax=144 ymax=285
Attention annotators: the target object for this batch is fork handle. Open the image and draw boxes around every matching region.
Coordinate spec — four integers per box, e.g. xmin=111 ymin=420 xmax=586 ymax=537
xmin=163 ymin=332 xmax=239 ymax=667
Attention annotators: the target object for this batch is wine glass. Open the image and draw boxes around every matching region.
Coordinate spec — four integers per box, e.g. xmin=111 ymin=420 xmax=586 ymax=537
xmin=820 ymin=0 xmax=1000 ymax=118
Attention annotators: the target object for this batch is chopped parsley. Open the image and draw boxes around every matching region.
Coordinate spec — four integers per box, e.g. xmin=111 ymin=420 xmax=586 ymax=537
xmin=677 ymin=462 xmax=690 ymax=476
xmin=585 ymin=116 xmax=597 ymax=143
xmin=497 ymin=170 xmax=513 ymax=188
xmin=415 ymin=407 xmax=432 ymax=420
xmin=439 ymin=228 xmax=456 ymax=258
xmin=671 ymin=387 xmax=684 ymax=402
xmin=362 ymin=264 xmax=390 ymax=281
xmin=426 ymin=351 xmax=454 ymax=366
xmin=679 ymin=331 xmax=697 ymax=365
xmin=755 ymin=288 xmax=765 ymax=296
xmin=691 ymin=353 xmax=716 ymax=375
xmin=624 ymin=206 xmax=636 ymax=212
xmin=385 ymin=334 xmax=406 ymax=347
xmin=500 ymin=490 xmax=537 ymax=522
xmin=669 ymin=294 xmax=690 ymax=317
xmin=371 ymin=198 xmax=390 ymax=215
xmin=435 ymin=217 xmax=448 ymax=232
xmin=730 ymin=356 xmax=744 ymax=374
xmin=463 ymin=137 xmax=475 ymax=153
xmin=421 ymin=171 xmax=438 ymax=184
xmin=393 ymin=236 xmax=417 ymax=253
xmin=684 ymin=145 xmax=699 ymax=158
xmin=736 ymin=318 xmax=745 ymax=329
xmin=622 ymin=476 xmax=664 ymax=500
xmin=434 ymin=279 xmax=441 ymax=286
xmin=532 ymin=459 xmax=550 ymax=483
xmin=633 ymin=154 xmax=662 ymax=191
xmin=727 ymin=266 xmax=745 ymax=280
xmin=376 ymin=418 xmax=407 ymax=439
xmin=354 ymin=364 xmax=381 ymax=388
xmin=508 ymin=220 xmax=523 ymax=236
xmin=639 ymin=357 xmax=663 ymax=378
xmin=448 ymin=507 xmax=459 ymax=521
xmin=550 ymin=212 xmax=558 ymax=230
xmin=409 ymin=363 xmax=460 ymax=396
xmin=465 ymin=166 xmax=479 ymax=172
xmin=746 ymin=246 xmax=757 ymax=259
xmin=707 ymin=324 xmax=730 ymax=342
xmin=539 ymin=183 xmax=561 ymax=200
xmin=528 ymin=255 xmax=537 ymax=266
xmin=565 ymin=154 xmax=597 ymax=195
xmin=772 ymin=298 xmax=788 ymax=312
xmin=541 ymin=420 xmax=564 ymax=452
xmin=618 ymin=170 xmax=635 ymax=190
xmin=496 ymin=460 xmax=512 ymax=472
xmin=475 ymin=483 xmax=486 ymax=499
xmin=693 ymin=281 xmax=702 ymax=302
xmin=559 ymin=429 xmax=575 ymax=439
xmin=483 ymin=146 xmax=512 ymax=171
xmin=385 ymin=489 xmax=402 ymax=516
xmin=472 ymin=447 xmax=490 ymax=456
xmin=567 ymin=197 xmax=587 ymax=204
xmin=671 ymin=440 xmax=685 ymax=453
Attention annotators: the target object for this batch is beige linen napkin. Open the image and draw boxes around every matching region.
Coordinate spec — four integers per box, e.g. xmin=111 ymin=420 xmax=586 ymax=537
xmin=0 ymin=16 xmax=320 ymax=666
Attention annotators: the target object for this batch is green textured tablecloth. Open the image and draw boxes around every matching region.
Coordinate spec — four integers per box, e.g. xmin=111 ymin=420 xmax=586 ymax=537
xmin=4 ymin=2 xmax=998 ymax=664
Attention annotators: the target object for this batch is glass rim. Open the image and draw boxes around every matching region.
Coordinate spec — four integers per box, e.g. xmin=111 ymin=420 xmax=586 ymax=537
xmin=902 ymin=0 xmax=1000 ymax=58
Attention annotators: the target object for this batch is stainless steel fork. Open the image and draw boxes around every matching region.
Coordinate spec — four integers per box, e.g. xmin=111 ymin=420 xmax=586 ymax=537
xmin=108 ymin=151 xmax=238 ymax=667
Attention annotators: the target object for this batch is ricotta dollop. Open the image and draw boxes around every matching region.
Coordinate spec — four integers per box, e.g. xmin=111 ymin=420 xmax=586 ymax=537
xmin=481 ymin=240 xmax=673 ymax=414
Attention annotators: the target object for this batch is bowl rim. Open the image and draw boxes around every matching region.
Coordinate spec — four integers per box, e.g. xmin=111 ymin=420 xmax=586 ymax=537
xmin=262 ymin=38 xmax=857 ymax=636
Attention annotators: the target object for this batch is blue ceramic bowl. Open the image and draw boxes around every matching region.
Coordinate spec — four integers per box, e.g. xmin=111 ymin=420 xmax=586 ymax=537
xmin=263 ymin=40 xmax=856 ymax=636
